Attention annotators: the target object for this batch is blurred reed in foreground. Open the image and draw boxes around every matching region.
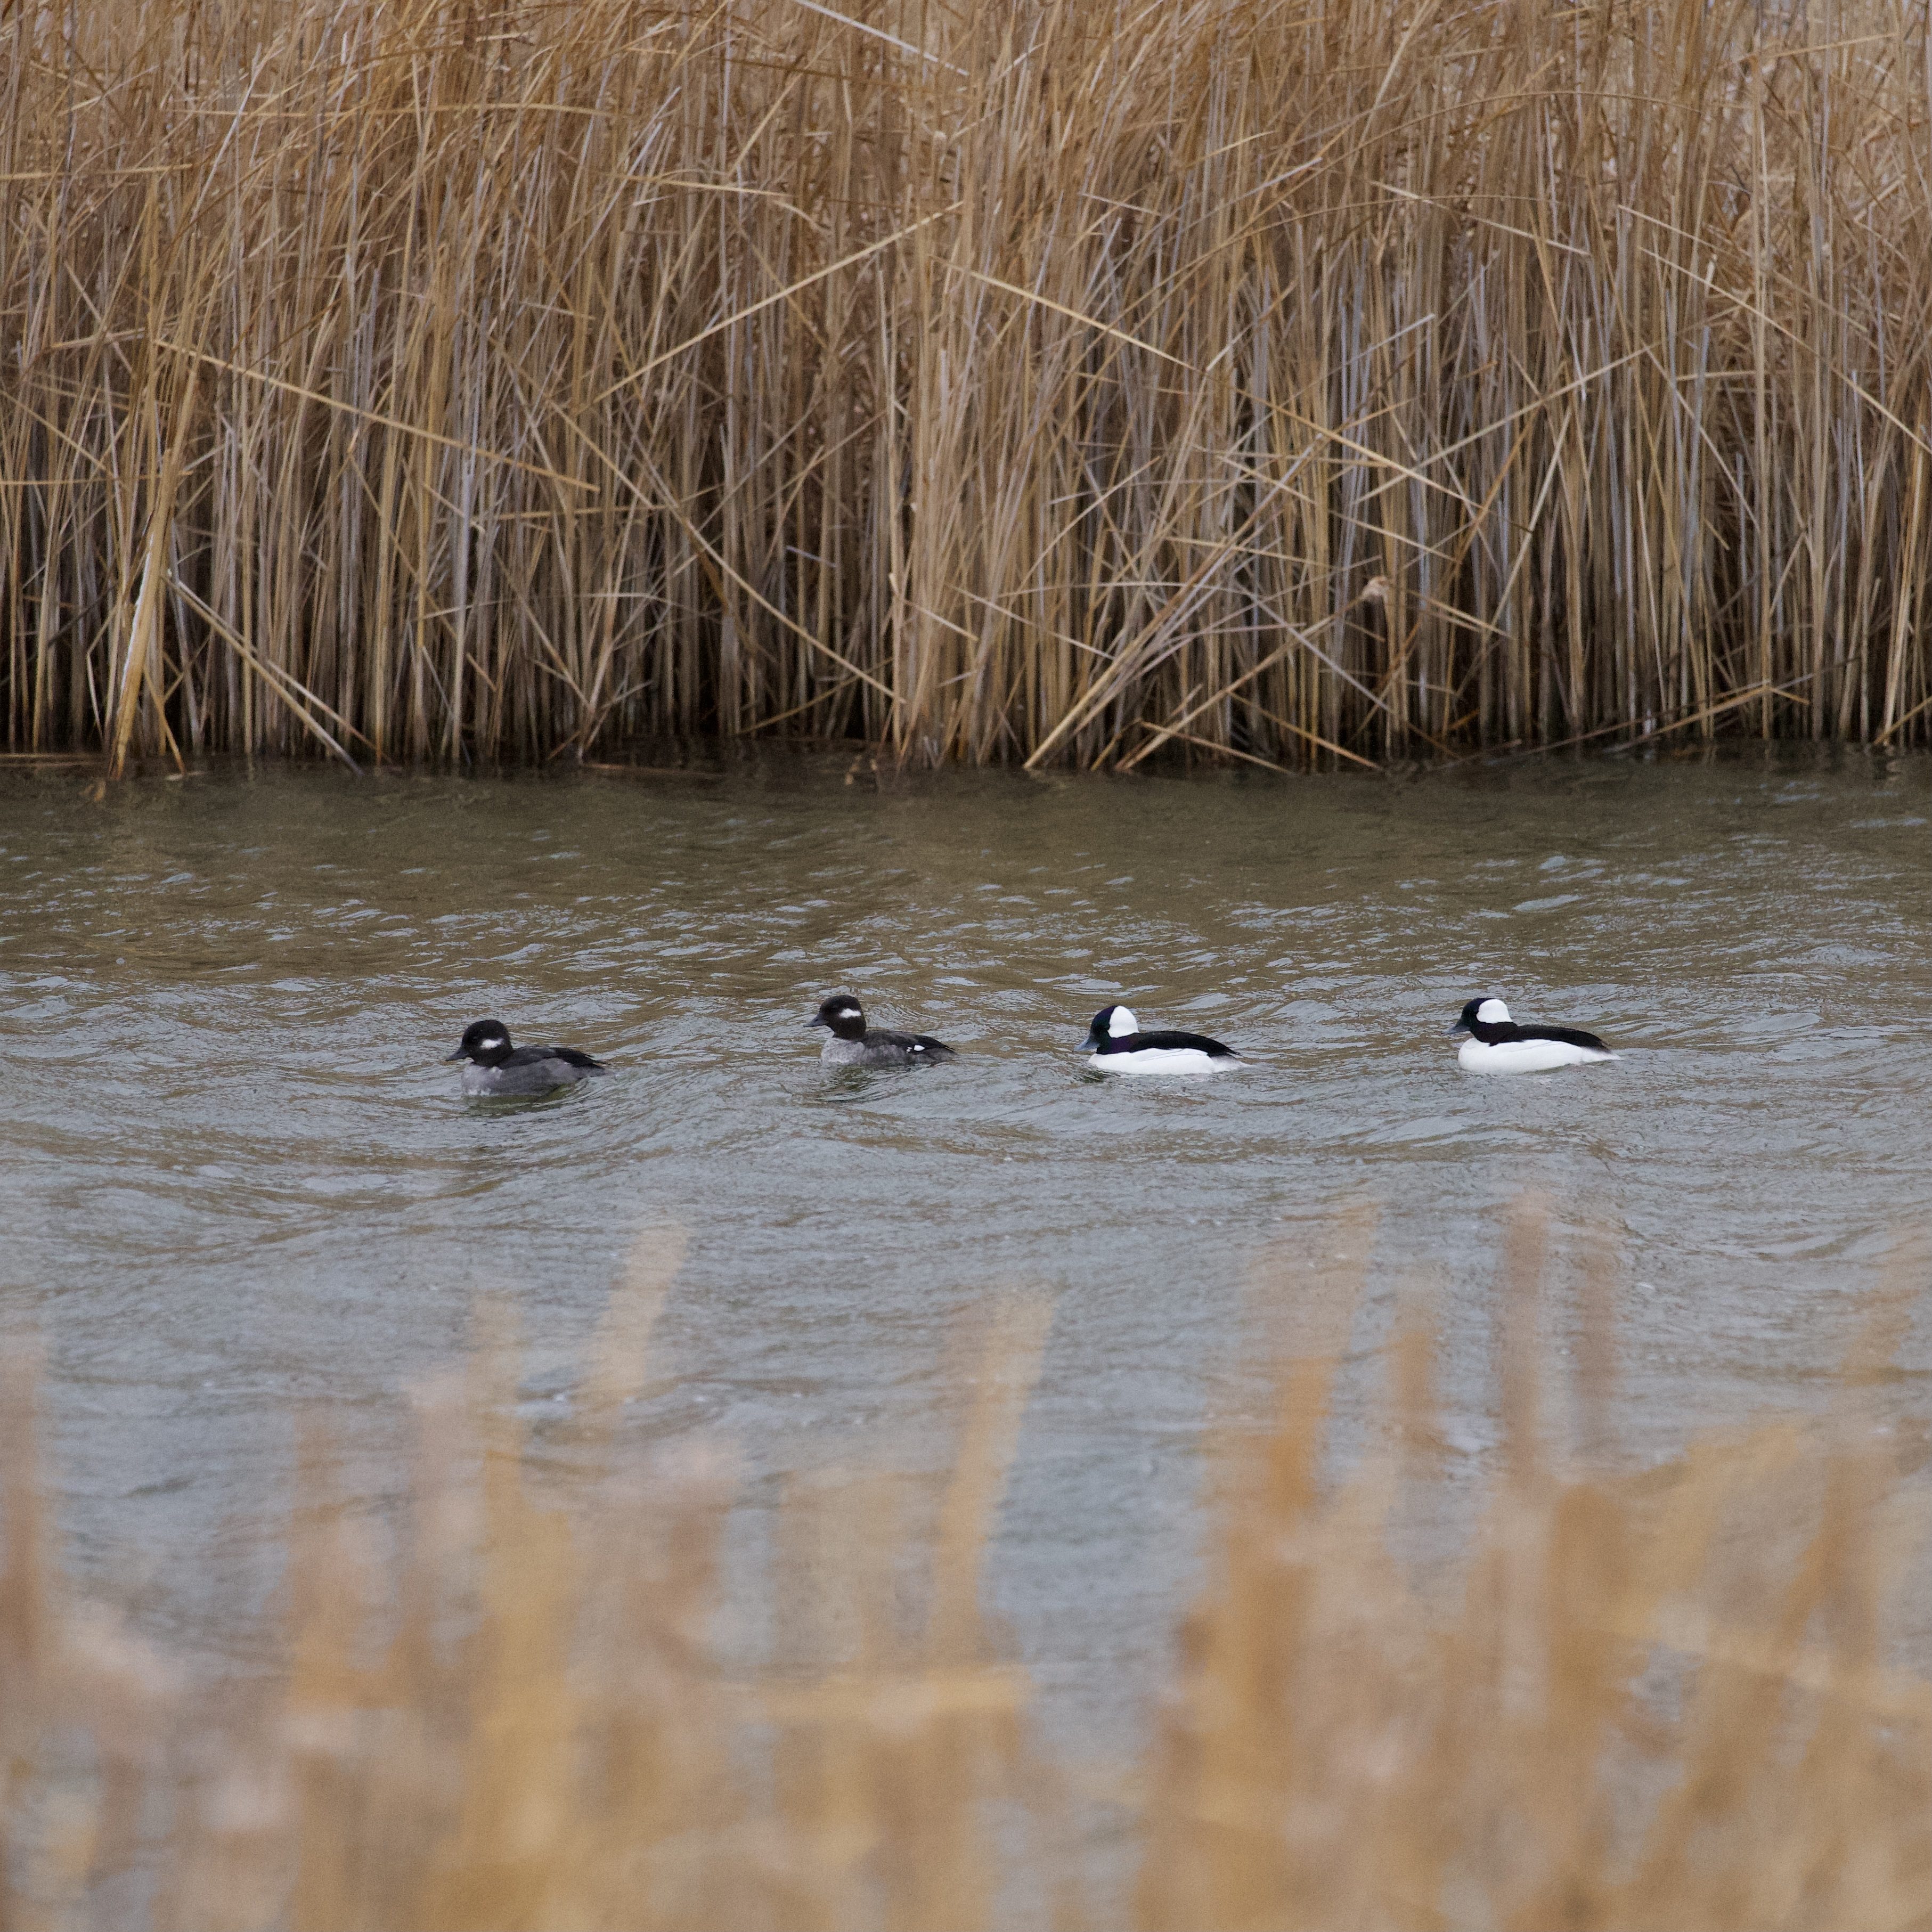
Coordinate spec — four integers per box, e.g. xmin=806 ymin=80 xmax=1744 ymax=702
xmin=2 ymin=0 xmax=1929 ymax=773
xmin=1 ymin=1202 xmax=1926 ymax=1930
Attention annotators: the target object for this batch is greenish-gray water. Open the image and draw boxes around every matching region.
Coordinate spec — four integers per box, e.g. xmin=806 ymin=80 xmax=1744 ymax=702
xmin=3 ymin=746 xmax=1929 ymax=1760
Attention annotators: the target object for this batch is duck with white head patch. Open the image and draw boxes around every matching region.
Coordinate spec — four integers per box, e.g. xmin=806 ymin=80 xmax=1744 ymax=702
xmin=1449 ymin=997 xmax=1616 ymax=1073
xmin=1078 ymin=1004 xmax=1241 ymax=1074
xmin=806 ymin=994 xmax=957 ymax=1068
xmin=445 ymin=1019 xmax=610 ymax=1096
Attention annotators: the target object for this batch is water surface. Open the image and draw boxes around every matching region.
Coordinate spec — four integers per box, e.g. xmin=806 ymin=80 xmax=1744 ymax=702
xmin=4 ymin=745 xmax=1929 ymax=1759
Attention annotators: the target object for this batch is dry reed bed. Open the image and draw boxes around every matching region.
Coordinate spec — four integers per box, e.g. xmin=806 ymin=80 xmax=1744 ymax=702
xmin=1 ymin=0 xmax=1929 ymax=771
xmin=0 ymin=1202 xmax=1926 ymax=1930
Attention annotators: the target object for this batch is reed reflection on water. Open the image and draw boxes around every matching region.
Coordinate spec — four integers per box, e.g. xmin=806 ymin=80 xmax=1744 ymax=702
xmin=2 ymin=1199 xmax=1927 ymax=1930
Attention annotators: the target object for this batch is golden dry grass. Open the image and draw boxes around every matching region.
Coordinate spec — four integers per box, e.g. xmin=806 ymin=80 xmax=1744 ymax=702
xmin=0 ymin=1200 xmax=1926 ymax=1930
xmin=2 ymin=0 xmax=1929 ymax=771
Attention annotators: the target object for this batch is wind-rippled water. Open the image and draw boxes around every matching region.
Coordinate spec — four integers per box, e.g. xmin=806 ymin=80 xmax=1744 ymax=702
xmin=4 ymin=746 xmax=1929 ymax=1751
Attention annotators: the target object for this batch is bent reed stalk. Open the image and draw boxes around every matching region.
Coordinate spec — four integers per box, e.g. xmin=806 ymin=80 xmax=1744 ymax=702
xmin=0 ymin=1202 xmax=1927 ymax=1930
xmin=2 ymin=0 xmax=1929 ymax=772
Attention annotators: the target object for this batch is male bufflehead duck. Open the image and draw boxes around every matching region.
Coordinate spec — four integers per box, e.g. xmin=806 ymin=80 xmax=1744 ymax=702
xmin=1078 ymin=1004 xmax=1241 ymax=1074
xmin=445 ymin=1019 xmax=610 ymax=1096
xmin=1449 ymin=998 xmax=1616 ymax=1072
xmin=806 ymin=994 xmax=957 ymax=1067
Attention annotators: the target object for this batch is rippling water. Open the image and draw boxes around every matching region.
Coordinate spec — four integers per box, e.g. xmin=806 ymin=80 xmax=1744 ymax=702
xmin=4 ymin=746 xmax=1929 ymax=1750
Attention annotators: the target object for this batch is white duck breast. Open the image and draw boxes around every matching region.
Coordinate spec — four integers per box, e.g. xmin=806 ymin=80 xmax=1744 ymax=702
xmin=1458 ymin=1036 xmax=1611 ymax=1073
xmin=1079 ymin=1003 xmax=1242 ymax=1075
xmin=1099 ymin=1044 xmax=1234 ymax=1075
xmin=1450 ymin=997 xmax=1615 ymax=1073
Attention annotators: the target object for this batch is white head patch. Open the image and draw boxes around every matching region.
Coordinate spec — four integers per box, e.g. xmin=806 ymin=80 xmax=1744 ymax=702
xmin=1108 ymin=1006 xmax=1139 ymax=1038
xmin=1476 ymin=999 xmax=1511 ymax=1024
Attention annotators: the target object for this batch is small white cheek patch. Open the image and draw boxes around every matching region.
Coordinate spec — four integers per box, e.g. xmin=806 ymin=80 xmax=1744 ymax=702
xmin=1476 ymin=999 xmax=1511 ymax=1024
xmin=1108 ymin=1007 xmax=1139 ymax=1037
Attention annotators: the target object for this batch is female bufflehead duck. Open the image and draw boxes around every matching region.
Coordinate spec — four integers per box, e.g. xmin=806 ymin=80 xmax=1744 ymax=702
xmin=445 ymin=1019 xmax=610 ymax=1096
xmin=806 ymin=994 xmax=957 ymax=1068
xmin=1449 ymin=998 xmax=1615 ymax=1072
xmin=1079 ymin=1004 xmax=1241 ymax=1074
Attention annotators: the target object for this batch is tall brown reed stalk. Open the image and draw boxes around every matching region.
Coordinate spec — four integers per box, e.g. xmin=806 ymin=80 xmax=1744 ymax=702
xmin=3 ymin=0 xmax=1928 ymax=771
xmin=1 ymin=1208 xmax=1927 ymax=1927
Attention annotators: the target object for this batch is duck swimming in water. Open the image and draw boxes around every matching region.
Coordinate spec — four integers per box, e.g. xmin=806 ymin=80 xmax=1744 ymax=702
xmin=445 ymin=1019 xmax=610 ymax=1096
xmin=1448 ymin=997 xmax=1615 ymax=1072
xmin=1078 ymin=1004 xmax=1242 ymax=1074
xmin=806 ymin=994 xmax=957 ymax=1067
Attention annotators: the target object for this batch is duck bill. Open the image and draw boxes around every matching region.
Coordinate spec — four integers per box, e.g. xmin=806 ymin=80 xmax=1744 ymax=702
xmin=804 ymin=1017 xmax=829 ymax=1030
xmin=1446 ymin=1021 xmax=1470 ymax=1038
xmin=1076 ymin=1039 xmax=1099 ymax=1053
xmin=443 ymin=1047 xmax=468 ymax=1062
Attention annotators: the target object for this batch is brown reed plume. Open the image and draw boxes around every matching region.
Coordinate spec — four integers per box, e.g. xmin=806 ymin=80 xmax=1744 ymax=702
xmin=0 ymin=1205 xmax=1926 ymax=1930
xmin=2 ymin=0 xmax=1928 ymax=771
